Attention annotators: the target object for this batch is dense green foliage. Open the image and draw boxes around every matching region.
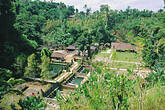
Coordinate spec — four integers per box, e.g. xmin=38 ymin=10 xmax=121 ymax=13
xmin=1 ymin=0 xmax=164 ymax=71
xmin=14 ymin=0 xmax=75 ymax=45
xmin=13 ymin=54 xmax=27 ymax=78
xmin=0 ymin=68 xmax=12 ymax=100
xmin=11 ymin=95 xmax=46 ymax=110
xmin=0 ymin=0 xmax=164 ymax=109
xmin=40 ymin=55 xmax=51 ymax=80
xmin=57 ymin=66 xmax=165 ymax=110
xmin=0 ymin=68 xmax=24 ymax=102
xmin=24 ymin=54 xmax=40 ymax=78
xmin=41 ymin=47 xmax=52 ymax=57
xmin=0 ymin=0 xmax=34 ymax=70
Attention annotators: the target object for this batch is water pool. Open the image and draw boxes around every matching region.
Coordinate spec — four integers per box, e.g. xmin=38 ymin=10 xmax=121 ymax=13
xmin=70 ymin=77 xmax=83 ymax=85
xmin=50 ymin=64 xmax=65 ymax=75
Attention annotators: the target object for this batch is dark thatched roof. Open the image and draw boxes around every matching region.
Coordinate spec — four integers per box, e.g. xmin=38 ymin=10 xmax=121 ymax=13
xmin=51 ymin=51 xmax=68 ymax=58
xmin=51 ymin=52 xmax=65 ymax=58
xmin=66 ymin=45 xmax=77 ymax=50
xmin=111 ymin=43 xmax=135 ymax=50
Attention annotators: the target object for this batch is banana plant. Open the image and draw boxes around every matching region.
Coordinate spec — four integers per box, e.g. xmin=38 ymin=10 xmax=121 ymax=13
xmin=16 ymin=94 xmax=46 ymax=110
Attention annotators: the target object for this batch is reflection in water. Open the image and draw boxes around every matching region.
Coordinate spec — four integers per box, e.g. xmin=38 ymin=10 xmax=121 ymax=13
xmin=66 ymin=77 xmax=84 ymax=87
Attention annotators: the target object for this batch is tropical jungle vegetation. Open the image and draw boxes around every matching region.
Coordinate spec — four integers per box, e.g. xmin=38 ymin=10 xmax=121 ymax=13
xmin=0 ymin=0 xmax=164 ymax=109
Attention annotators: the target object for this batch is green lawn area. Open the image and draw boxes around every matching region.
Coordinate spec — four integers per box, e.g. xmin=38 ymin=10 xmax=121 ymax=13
xmin=96 ymin=53 xmax=111 ymax=57
xmin=114 ymin=52 xmax=141 ymax=62
xmin=108 ymin=62 xmax=137 ymax=69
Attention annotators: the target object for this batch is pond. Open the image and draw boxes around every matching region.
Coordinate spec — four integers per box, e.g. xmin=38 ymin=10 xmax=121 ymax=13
xmin=70 ymin=77 xmax=84 ymax=85
xmin=50 ymin=64 xmax=66 ymax=76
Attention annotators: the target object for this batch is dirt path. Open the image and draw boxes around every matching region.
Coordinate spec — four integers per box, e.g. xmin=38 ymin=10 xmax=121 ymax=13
xmin=112 ymin=60 xmax=141 ymax=64
xmin=109 ymin=68 xmax=150 ymax=72
xmin=108 ymin=67 xmax=151 ymax=78
xmin=94 ymin=55 xmax=141 ymax=64
xmin=107 ymin=49 xmax=111 ymax=53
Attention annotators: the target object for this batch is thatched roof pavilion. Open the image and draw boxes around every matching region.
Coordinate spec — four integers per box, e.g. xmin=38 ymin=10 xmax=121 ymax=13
xmin=111 ymin=43 xmax=135 ymax=50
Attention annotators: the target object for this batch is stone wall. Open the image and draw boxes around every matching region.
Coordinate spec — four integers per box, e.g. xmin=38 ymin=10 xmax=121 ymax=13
xmin=44 ymin=82 xmax=59 ymax=97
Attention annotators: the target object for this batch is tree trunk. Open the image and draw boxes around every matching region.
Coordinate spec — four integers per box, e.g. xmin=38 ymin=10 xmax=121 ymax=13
xmin=87 ymin=46 xmax=91 ymax=59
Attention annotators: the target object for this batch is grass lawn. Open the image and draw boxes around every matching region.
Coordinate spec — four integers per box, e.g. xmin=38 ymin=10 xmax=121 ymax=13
xmin=108 ymin=62 xmax=137 ymax=69
xmin=114 ymin=52 xmax=141 ymax=62
xmin=96 ymin=53 xmax=111 ymax=57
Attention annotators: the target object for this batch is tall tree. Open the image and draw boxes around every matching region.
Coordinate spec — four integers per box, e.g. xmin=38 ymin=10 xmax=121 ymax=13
xmin=76 ymin=30 xmax=92 ymax=58
xmin=0 ymin=0 xmax=18 ymax=69
xmin=0 ymin=0 xmax=34 ymax=69
xmin=83 ymin=4 xmax=91 ymax=17
xmin=24 ymin=54 xmax=40 ymax=78
xmin=100 ymin=5 xmax=110 ymax=27
xmin=40 ymin=55 xmax=50 ymax=80
xmin=141 ymin=19 xmax=165 ymax=71
xmin=13 ymin=54 xmax=27 ymax=78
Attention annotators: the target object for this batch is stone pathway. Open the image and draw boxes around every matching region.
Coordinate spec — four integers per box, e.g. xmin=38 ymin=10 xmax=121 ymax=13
xmin=109 ymin=53 xmax=113 ymax=59
xmin=112 ymin=60 xmax=141 ymax=64
xmin=56 ymin=72 xmax=71 ymax=82
xmin=55 ymin=62 xmax=78 ymax=82
xmin=108 ymin=68 xmax=151 ymax=78
xmin=107 ymin=49 xmax=111 ymax=53
xmin=109 ymin=68 xmax=150 ymax=72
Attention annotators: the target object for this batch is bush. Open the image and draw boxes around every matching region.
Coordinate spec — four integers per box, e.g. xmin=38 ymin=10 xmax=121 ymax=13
xmin=128 ymin=82 xmax=165 ymax=110
xmin=145 ymin=67 xmax=165 ymax=85
xmin=11 ymin=94 xmax=46 ymax=110
xmin=7 ymin=78 xmax=25 ymax=86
